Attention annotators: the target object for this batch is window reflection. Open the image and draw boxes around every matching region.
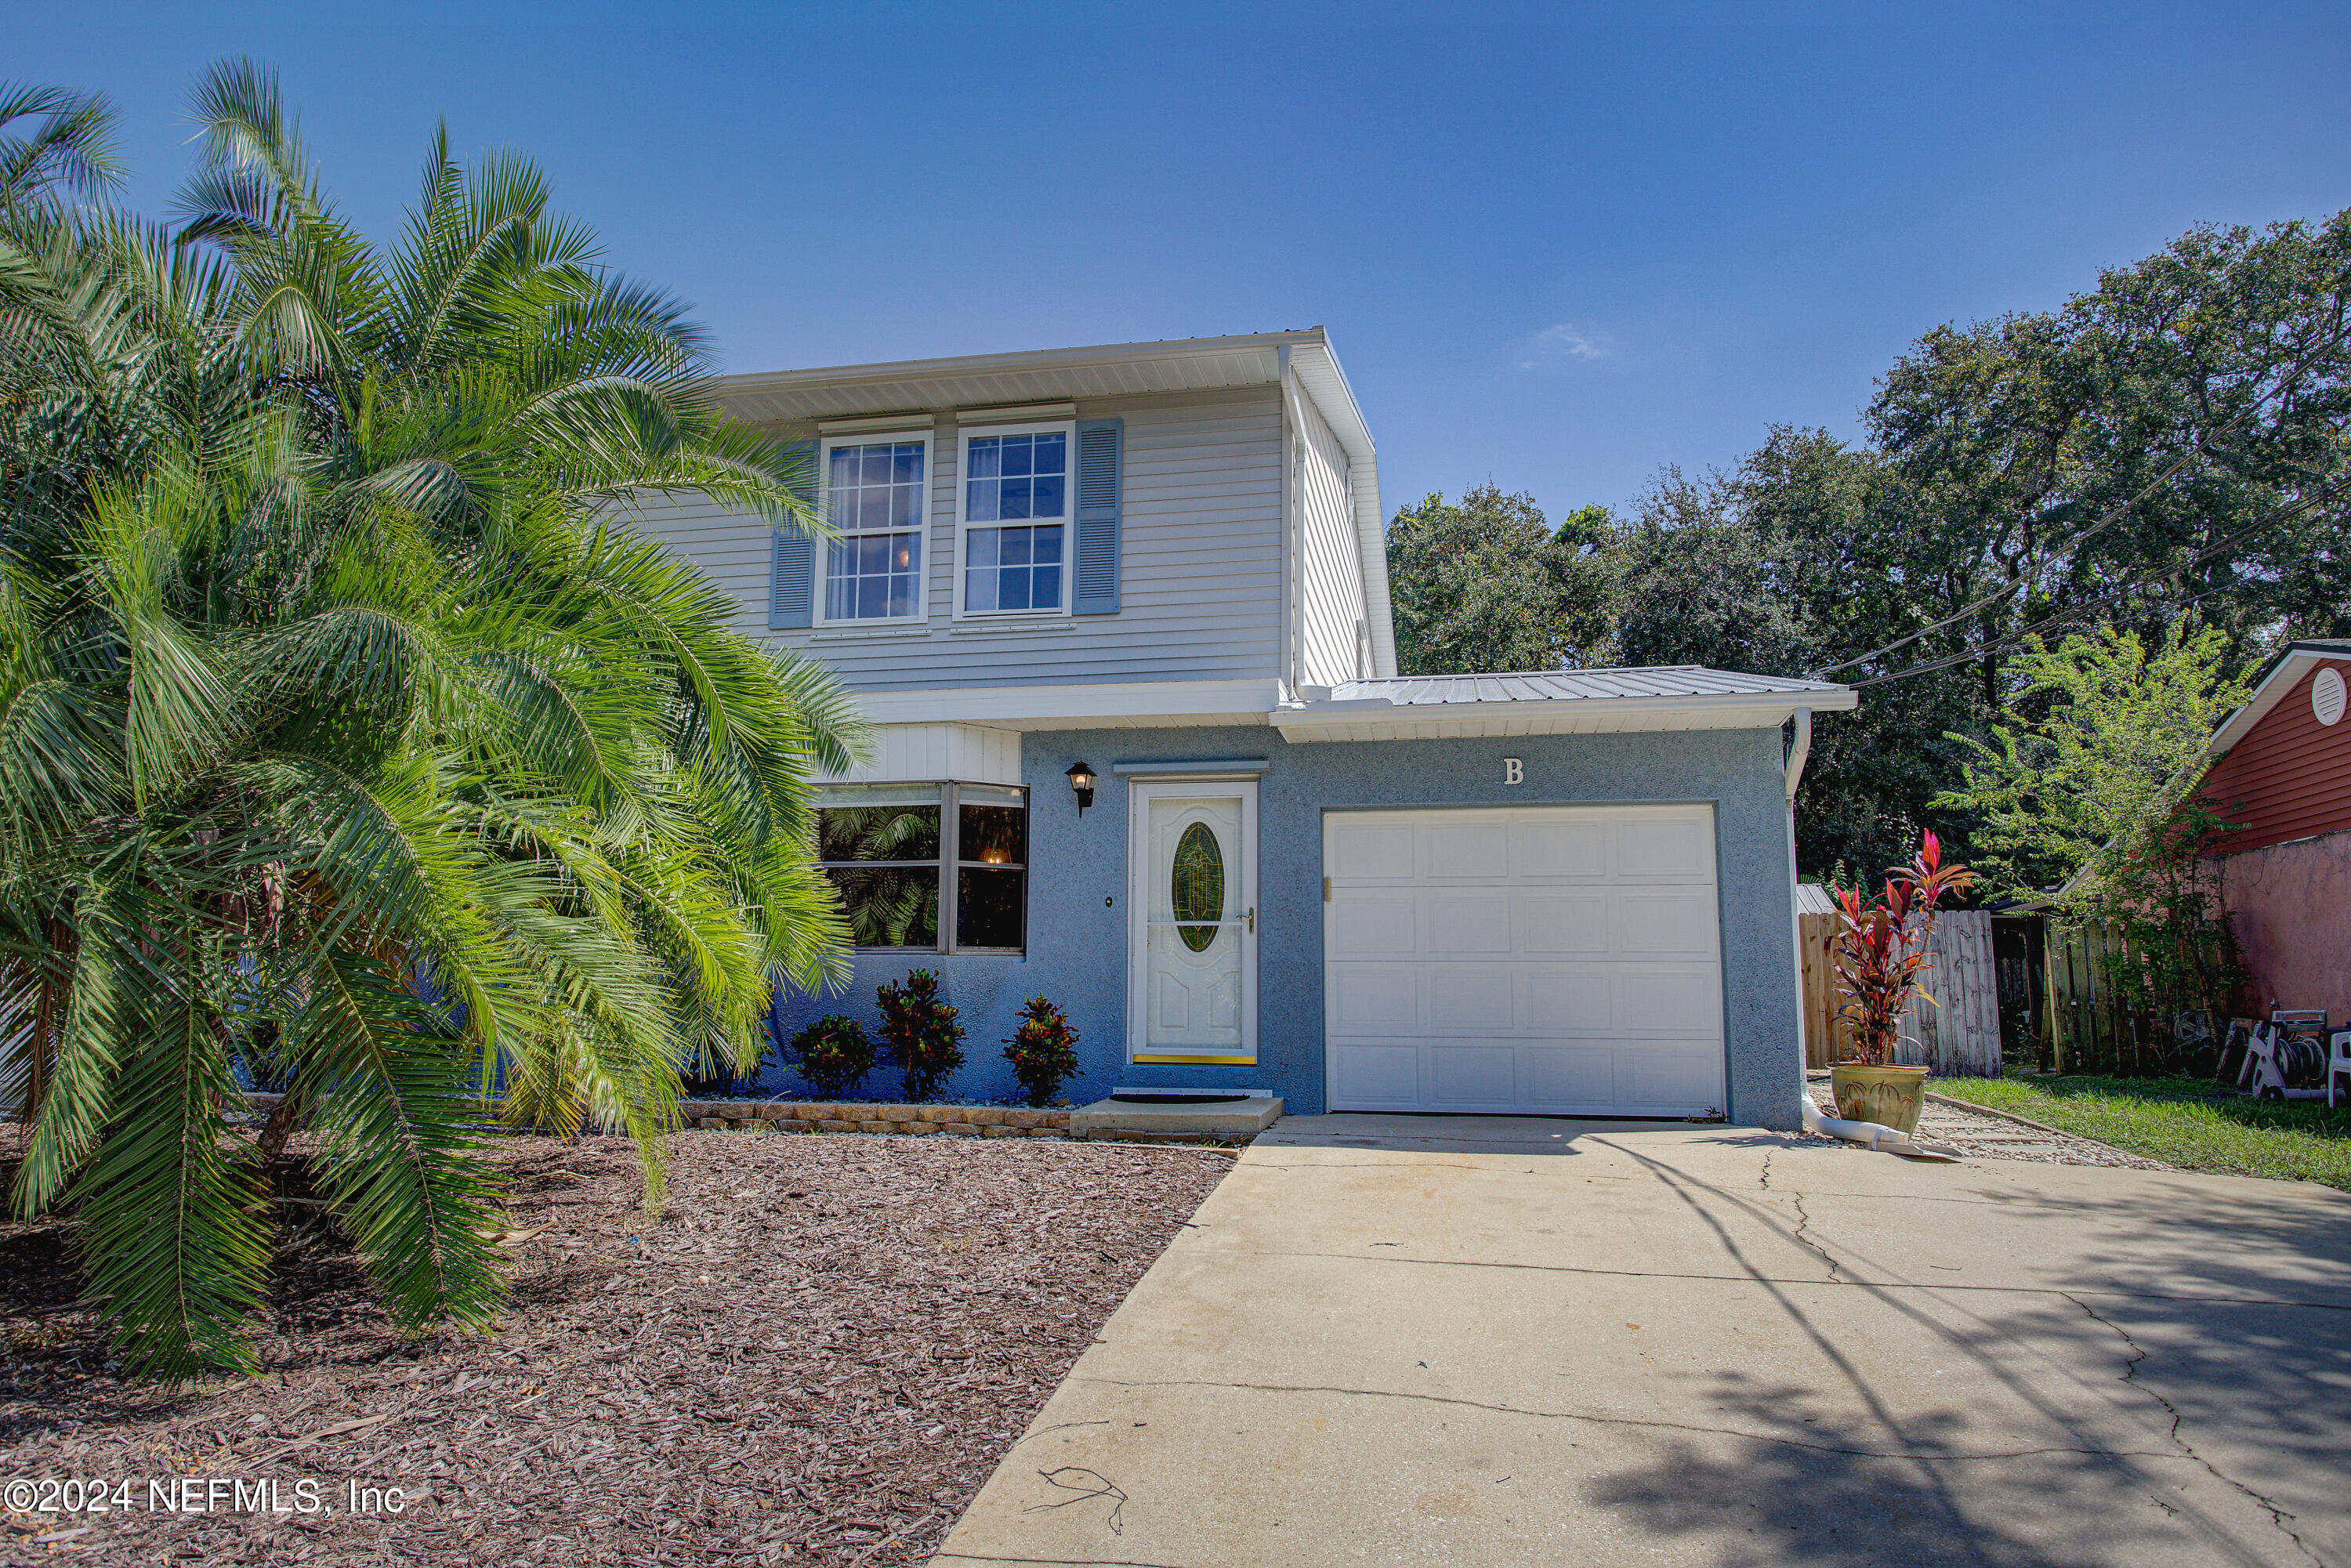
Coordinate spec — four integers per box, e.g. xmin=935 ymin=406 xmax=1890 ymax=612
xmin=815 ymin=784 xmax=1027 ymax=953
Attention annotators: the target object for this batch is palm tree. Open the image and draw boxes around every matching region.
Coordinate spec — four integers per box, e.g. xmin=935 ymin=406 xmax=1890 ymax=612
xmin=0 ymin=62 xmax=857 ymax=1379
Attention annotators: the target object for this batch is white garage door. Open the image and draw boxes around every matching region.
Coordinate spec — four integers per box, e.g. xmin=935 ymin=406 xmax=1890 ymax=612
xmin=1323 ymin=805 xmax=1726 ymax=1117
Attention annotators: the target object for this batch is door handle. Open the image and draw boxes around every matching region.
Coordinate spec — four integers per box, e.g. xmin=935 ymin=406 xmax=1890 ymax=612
xmin=1247 ymin=906 xmax=1255 ymax=935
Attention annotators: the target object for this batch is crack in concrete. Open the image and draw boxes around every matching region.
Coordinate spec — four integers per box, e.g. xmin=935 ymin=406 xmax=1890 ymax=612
xmin=1244 ymin=1157 xmax=1599 ymax=1170
xmin=2060 ymin=1291 xmax=2322 ymax=1566
xmin=1068 ymin=1373 xmax=2186 ymax=1466
xmin=1788 ymin=1182 xmax=1846 ymax=1283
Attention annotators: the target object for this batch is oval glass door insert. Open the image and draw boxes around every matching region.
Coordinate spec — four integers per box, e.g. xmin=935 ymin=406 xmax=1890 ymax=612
xmin=1172 ymin=821 xmax=1225 ymax=951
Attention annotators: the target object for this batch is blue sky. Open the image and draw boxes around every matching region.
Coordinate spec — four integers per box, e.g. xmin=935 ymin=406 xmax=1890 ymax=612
xmin=17 ymin=2 xmax=2351 ymax=521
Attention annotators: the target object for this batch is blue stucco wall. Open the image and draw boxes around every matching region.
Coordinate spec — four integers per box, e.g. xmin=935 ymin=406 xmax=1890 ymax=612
xmin=759 ymin=724 xmax=1805 ymax=1128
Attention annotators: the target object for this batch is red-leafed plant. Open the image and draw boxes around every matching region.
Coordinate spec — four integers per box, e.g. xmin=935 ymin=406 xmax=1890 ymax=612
xmin=1003 ymin=995 xmax=1081 ymax=1108
xmin=1832 ymin=829 xmax=1978 ymax=1066
xmin=877 ymin=969 xmax=965 ymax=1102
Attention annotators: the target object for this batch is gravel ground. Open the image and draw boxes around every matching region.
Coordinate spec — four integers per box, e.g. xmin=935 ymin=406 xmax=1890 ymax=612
xmin=0 ymin=1130 xmax=1231 ymax=1566
xmin=1803 ymin=1073 xmax=2172 ymax=1170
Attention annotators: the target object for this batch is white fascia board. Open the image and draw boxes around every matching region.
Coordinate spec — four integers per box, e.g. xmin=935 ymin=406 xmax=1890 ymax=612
xmin=849 ymin=678 xmax=1283 ymax=730
xmin=1284 ymin=335 xmax=1394 ymax=679
xmin=2204 ymin=644 xmax=2351 ymax=759
xmin=714 ymin=331 xmax=1314 ymax=407
xmin=1271 ymin=687 xmax=1857 ymax=743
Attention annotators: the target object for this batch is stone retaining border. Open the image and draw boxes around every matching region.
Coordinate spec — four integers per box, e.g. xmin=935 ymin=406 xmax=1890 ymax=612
xmin=678 ymin=1100 xmax=1070 ymax=1139
xmin=241 ymin=1093 xmax=1070 ymax=1139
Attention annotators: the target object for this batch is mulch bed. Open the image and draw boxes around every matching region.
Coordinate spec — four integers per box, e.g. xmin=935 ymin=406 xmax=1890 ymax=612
xmin=0 ymin=1130 xmax=1232 ymax=1565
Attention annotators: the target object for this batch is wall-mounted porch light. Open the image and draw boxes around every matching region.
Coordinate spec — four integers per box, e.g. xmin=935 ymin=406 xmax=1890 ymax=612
xmin=1065 ymin=760 xmax=1097 ymax=817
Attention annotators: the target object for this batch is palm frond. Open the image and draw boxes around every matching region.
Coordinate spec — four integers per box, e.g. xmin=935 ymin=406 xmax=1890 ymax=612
xmin=0 ymin=82 xmax=121 ymax=212
xmin=293 ymin=949 xmax=503 ymax=1331
xmin=67 ymin=915 xmax=270 ymax=1382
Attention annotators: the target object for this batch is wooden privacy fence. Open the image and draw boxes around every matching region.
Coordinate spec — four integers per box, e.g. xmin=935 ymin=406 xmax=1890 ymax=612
xmin=1799 ymin=907 xmax=2003 ymax=1075
xmin=2040 ymin=918 xmax=2186 ymax=1075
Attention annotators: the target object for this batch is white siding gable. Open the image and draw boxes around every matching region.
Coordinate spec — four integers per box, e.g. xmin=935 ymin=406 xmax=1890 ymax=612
xmin=813 ymin=722 xmax=1022 ymax=785
xmin=1294 ymin=380 xmax=1371 ymax=686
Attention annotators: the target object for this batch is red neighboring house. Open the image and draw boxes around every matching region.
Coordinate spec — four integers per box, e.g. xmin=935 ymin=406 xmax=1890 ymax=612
xmin=2197 ymin=639 xmax=2351 ymax=1024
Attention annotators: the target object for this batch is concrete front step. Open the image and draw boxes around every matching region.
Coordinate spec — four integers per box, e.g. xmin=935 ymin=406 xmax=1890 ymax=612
xmin=1067 ymin=1096 xmax=1284 ymax=1142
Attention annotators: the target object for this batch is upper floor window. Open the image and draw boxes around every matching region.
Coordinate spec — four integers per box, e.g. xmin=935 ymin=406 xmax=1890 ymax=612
xmin=821 ymin=436 xmax=926 ymax=623
xmin=958 ymin=424 xmax=1070 ymax=615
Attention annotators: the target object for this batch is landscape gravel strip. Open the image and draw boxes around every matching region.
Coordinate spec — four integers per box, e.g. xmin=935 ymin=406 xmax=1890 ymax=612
xmin=0 ymin=1129 xmax=1230 ymax=1566
xmin=1803 ymin=1074 xmax=2172 ymax=1170
xmin=1923 ymin=1088 xmax=2103 ymax=1143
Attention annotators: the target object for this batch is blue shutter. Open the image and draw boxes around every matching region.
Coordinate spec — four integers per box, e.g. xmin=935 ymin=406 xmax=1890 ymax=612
xmin=769 ymin=439 xmax=817 ymax=630
xmin=1072 ymin=418 xmax=1123 ymax=615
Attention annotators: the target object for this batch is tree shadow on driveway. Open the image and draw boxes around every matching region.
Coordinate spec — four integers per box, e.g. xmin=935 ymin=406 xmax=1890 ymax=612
xmin=1585 ymin=1367 xmax=2233 ymax=1568
xmin=1583 ymin=1137 xmax=2348 ymax=1567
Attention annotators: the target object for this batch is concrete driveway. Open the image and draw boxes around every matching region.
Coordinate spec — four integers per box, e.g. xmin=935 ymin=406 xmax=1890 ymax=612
xmin=934 ymin=1115 xmax=2351 ymax=1566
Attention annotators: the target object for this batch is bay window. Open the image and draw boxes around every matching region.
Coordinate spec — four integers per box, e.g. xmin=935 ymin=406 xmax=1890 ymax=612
xmin=817 ymin=783 xmax=1027 ymax=953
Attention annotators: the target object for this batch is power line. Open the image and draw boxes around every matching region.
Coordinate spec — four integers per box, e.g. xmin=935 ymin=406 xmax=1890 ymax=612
xmin=1845 ymin=480 xmax=2345 ymax=690
xmin=1808 ymin=331 xmax=2341 ymax=680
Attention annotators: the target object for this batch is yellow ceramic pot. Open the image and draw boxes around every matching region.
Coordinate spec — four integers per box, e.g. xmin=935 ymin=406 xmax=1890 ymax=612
xmin=1830 ymin=1063 xmax=1930 ymax=1135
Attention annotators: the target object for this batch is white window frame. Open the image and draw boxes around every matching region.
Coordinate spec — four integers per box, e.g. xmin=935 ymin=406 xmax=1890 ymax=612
xmin=815 ymin=429 xmax=931 ymax=628
xmin=954 ymin=418 xmax=1077 ymax=620
xmin=814 ymin=780 xmax=1031 ymax=955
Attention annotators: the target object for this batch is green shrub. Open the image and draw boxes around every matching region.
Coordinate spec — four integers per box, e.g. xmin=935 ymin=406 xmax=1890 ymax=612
xmin=1004 ymin=996 xmax=1081 ymax=1107
xmin=682 ymin=1036 xmax=774 ymax=1097
xmin=878 ymin=969 xmax=965 ymax=1102
xmin=789 ymin=1016 xmax=878 ymax=1099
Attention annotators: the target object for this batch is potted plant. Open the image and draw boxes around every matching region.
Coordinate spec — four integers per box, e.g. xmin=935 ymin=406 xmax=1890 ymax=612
xmin=1830 ymin=827 xmax=1976 ymax=1133
xmin=1003 ymin=995 xmax=1081 ymax=1107
xmin=877 ymin=969 xmax=965 ymax=1102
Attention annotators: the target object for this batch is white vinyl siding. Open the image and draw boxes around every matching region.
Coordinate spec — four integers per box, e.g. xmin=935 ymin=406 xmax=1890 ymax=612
xmin=812 ymin=722 xmax=1023 ymax=787
xmin=625 ymin=388 xmax=1285 ymax=693
xmin=621 ymin=491 xmax=777 ymax=635
xmin=1295 ymin=385 xmax=1368 ymax=686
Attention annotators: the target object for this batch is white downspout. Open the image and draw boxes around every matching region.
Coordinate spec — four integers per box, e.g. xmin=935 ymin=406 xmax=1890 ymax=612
xmin=1782 ymin=706 xmax=1958 ymax=1161
xmin=1783 ymin=708 xmax=1811 ymax=805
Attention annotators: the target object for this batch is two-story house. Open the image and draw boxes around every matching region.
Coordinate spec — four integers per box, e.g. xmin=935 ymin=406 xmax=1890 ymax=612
xmin=629 ymin=329 xmax=1855 ymax=1127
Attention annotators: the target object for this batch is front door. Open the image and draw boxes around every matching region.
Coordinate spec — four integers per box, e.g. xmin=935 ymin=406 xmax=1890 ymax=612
xmin=1128 ymin=781 xmax=1258 ymax=1064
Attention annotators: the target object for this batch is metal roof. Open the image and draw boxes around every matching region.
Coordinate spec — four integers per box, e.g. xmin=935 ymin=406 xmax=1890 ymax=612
xmin=1272 ymin=664 xmax=1857 ymax=742
xmin=1794 ymin=883 xmax=1840 ymax=916
xmin=1324 ymin=667 xmax=1857 ymax=705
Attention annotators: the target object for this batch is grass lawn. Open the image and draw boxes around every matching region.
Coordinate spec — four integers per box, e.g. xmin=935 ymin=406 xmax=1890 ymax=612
xmin=1933 ymin=1074 xmax=2351 ymax=1192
